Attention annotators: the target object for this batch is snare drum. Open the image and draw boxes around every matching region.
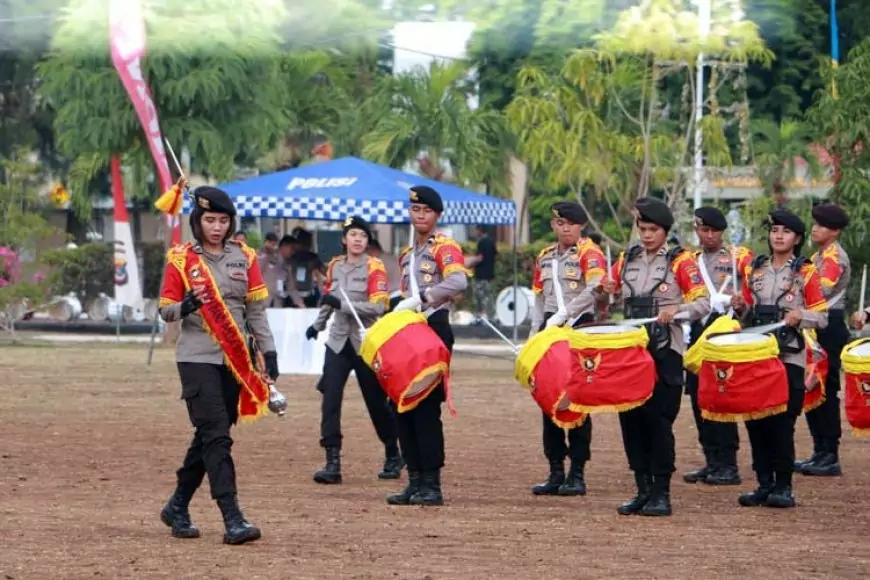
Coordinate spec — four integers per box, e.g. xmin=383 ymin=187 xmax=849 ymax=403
xmin=515 ymin=327 xmax=587 ymax=429
xmin=360 ymin=310 xmax=451 ymax=413
xmin=698 ymin=332 xmax=789 ymax=422
xmin=841 ymin=339 xmax=870 ymax=436
xmin=802 ymin=329 xmax=828 ymax=413
xmin=566 ymin=325 xmax=655 ymax=414
xmin=684 ymin=316 xmax=741 ymax=375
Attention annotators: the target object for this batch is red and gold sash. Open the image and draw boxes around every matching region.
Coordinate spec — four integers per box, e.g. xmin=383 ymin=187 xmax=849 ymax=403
xmin=171 ymin=245 xmax=270 ymax=421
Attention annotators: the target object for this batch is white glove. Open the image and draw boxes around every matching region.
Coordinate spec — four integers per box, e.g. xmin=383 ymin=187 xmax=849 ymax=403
xmin=711 ymin=292 xmax=732 ymax=314
xmin=393 ymin=296 xmax=422 ymax=312
xmin=546 ymin=311 xmax=568 ymax=328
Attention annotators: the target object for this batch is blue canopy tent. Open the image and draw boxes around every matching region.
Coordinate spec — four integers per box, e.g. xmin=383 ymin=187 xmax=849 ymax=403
xmin=179 ymin=157 xmax=523 ymax=341
xmin=181 ymin=156 xmax=516 ymax=225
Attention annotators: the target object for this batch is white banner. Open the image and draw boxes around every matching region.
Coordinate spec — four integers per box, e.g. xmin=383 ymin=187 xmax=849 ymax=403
xmin=266 ymin=308 xmax=333 ymax=376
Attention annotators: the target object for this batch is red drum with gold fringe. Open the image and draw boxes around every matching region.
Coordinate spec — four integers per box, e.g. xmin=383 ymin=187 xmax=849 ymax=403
xmin=360 ymin=310 xmax=450 ymax=413
xmin=803 ymin=329 xmax=828 ymax=413
xmin=565 ymin=325 xmax=655 ymax=414
xmin=515 ymin=327 xmax=586 ymax=429
xmin=698 ymin=332 xmax=789 ymax=422
xmin=841 ymin=339 xmax=870 ymax=436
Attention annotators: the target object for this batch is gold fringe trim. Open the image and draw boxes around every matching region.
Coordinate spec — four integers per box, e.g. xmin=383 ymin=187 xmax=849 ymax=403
xmin=551 ymin=413 xmax=587 ymax=429
xmin=569 ymin=395 xmax=652 ymax=415
xmin=851 ymin=427 xmax=870 ymax=437
xmin=158 ymin=297 xmax=178 ymax=308
xmin=246 ymin=286 xmax=269 ymax=302
xmin=396 ymin=362 xmax=449 ymax=414
xmin=701 ymin=403 xmax=788 ymax=423
xmin=802 ymin=393 xmax=826 ymax=414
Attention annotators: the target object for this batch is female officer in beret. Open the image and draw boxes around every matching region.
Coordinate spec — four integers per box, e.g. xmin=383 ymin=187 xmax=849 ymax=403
xmin=731 ymin=209 xmax=828 ymax=508
xmin=158 ymin=186 xmax=279 ymax=545
xmin=304 ymin=216 xmax=402 ymax=485
xmin=599 ymin=197 xmax=710 ymax=517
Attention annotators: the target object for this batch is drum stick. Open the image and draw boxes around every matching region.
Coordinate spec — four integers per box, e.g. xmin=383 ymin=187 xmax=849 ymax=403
xmin=164 ymin=138 xmax=185 ymax=179
xmin=338 ymin=287 xmax=367 ymax=339
xmin=407 ymin=224 xmax=422 ymax=308
xmin=860 ymin=265 xmax=867 ymax=313
xmin=606 ymin=245 xmax=614 ymax=306
xmin=480 ymin=317 xmax=519 ymax=354
xmin=614 ymin=312 xmax=690 ymax=327
xmin=732 ymin=247 xmax=739 ymax=295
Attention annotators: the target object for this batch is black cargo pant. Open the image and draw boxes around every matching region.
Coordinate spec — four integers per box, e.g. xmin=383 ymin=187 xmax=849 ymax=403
xmin=540 ymin=312 xmax=593 ymax=465
xmin=745 ymin=363 xmax=804 ymax=477
xmin=618 ymin=349 xmax=683 ymax=477
xmin=394 ymin=310 xmax=452 ymax=473
xmin=686 ymin=319 xmax=740 ymax=467
xmin=318 ymin=341 xmax=398 ymax=450
xmin=175 ymin=363 xmax=241 ymax=500
xmin=805 ymin=312 xmax=849 ymax=453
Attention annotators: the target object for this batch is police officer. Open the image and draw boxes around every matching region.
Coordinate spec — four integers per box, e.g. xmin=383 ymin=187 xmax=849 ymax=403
xmin=158 ymin=186 xmax=278 ymax=545
xmin=286 ymin=228 xmax=325 ymax=308
xmin=387 ymin=185 xmax=468 ymax=506
xmin=795 ymin=203 xmax=850 ymax=476
xmin=599 ymin=198 xmax=710 ymax=517
xmin=259 ymin=232 xmax=287 ymax=307
xmin=304 ymin=216 xmax=403 ymax=484
xmin=528 ymin=201 xmax=606 ymax=497
xmin=683 ymin=206 xmax=753 ymax=486
xmin=730 ymin=209 xmax=828 ymax=508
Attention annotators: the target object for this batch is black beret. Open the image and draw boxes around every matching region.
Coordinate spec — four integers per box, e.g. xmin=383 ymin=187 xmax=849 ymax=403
xmin=342 ymin=215 xmax=372 ymax=238
xmin=192 ymin=186 xmax=236 ymax=216
xmin=264 ymin=232 xmax=279 ymax=242
xmin=409 ymin=185 xmax=443 ymax=213
xmin=551 ymin=201 xmax=588 ymax=224
xmin=766 ymin=209 xmax=806 ymax=236
xmin=693 ymin=206 xmax=728 ymax=231
xmin=635 ymin=197 xmax=674 ymax=230
xmin=812 ymin=203 xmax=849 ymax=230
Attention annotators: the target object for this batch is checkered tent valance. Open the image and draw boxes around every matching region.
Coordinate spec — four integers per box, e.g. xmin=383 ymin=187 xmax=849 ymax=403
xmin=181 ymin=195 xmax=516 ymax=225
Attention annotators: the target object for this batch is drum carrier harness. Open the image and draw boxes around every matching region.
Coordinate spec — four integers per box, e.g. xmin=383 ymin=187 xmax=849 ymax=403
xmin=747 ymin=254 xmax=807 ymax=355
xmin=620 ymin=244 xmax=685 ymax=361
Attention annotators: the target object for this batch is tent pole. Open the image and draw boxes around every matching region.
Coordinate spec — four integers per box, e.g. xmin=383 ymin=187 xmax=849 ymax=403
xmin=512 ymin=222 xmax=518 ymax=343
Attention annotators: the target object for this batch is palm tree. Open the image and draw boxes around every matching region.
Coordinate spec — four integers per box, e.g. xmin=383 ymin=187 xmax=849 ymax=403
xmin=360 ymin=61 xmax=511 ymax=195
xmin=751 ymin=119 xmax=820 ymax=208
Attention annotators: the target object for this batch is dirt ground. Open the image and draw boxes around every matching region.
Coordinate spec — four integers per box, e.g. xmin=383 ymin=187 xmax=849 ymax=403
xmin=1 ymin=342 xmax=868 ymax=580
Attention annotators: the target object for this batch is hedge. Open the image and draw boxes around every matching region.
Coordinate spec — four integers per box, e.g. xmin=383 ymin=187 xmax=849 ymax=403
xmin=43 ymin=241 xmax=167 ymax=304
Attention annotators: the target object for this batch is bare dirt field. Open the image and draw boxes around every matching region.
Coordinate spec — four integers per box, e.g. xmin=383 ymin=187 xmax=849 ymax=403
xmin=1 ymin=341 xmax=868 ymax=580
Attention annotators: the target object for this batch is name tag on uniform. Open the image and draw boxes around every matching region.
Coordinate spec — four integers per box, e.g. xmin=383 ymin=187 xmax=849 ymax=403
xmin=230 ymin=270 xmax=247 ymax=281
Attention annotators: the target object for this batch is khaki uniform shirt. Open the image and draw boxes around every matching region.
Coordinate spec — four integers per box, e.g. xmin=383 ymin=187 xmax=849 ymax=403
xmin=313 ymin=255 xmax=390 ymax=354
xmin=158 ymin=241 xmax=275 ymax=364
xmin=694 ymin=245 xmax=754 ymax=297
xmin=399 ymin=233 xmax=469 ymax=308
xmin=258 ymin=248 xmax=286 ymax=307
xmin=811 ymin=240 xmax=851 ymax=310
xmin=742 ymin=257 xmax=829 ymax=368
xmin=530 ymin=238 xmax=606 ymax=336
xmin=606 ymin=245 xmax=711 ymax=355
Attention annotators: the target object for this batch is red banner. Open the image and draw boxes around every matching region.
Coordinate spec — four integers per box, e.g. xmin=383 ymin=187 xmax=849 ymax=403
xmin=108 ymin=0 xmax=180 ymax=245
xmin=844 ymin=372 xmax=870 ymax=435
xmin=699 ymin=357 xmax=789 ymax=422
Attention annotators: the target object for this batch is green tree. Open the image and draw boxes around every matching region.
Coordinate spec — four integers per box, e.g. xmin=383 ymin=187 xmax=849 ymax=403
xmin=36 ymin=0 xmax=294 ymax=215
xmin=0 ymin=148 xmax=60 ymax=340
xmin=750 ymin=118 xmax=820 ymax=206
xmin=361 ymin=61 xmax=511 ymax=194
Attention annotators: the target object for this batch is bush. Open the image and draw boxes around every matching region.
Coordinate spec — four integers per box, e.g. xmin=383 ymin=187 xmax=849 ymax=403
xmin=44 ymin=241 xmax=170 ymax=303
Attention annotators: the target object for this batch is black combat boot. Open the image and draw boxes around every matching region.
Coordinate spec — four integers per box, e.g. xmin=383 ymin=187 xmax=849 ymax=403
xmin=557 ymin=460 xmax=587 ymax=496
xmin=617 ymin=472 xmax=651 ymax=515
xmin=765 ymin=471 xmax=796 ymax=508
xmin=738 ymin=472 xmax=775 ymax=507
xmin=531 ymin=460 xmax=565 ymax=496
xmin=378 ymin=445 xmax=405 ymax=480
xmin=801 ymin=440 xmax=842 ymax=476
xmin=705 ymin=450 xmax=742 ymax=486
xmin=794 ymin=447 xmax=822 ymax=473
xmin=409 ymin=470 xmax=444 ymax=506
xmin=313 ymin=447 xmax=342 ymax=484
xmin=641 ymin=474 xmax=672 ymax=517
xmin=216 ymin=495 xmax=261 ymax=545
xmin=683 ymin=450 xmax=712 ymax=484
xmin=159 ymin=487 xmax=200 ymax=539
xmin=386 ymin=471 xmax=421 ymax=505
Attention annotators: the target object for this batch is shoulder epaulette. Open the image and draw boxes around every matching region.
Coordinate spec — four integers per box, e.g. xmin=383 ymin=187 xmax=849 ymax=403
xmin=666 ymin=245 xmax=686 ymax=263
xmin=752 ymin=254 xmax=769 ymax=270
xmin=625 ymin=244 xmax=643 ymax=262
xmin=367 ymin=255 xmax=386 ymax=273
xmin=537 ymin=244 xmax=556 ymax=260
